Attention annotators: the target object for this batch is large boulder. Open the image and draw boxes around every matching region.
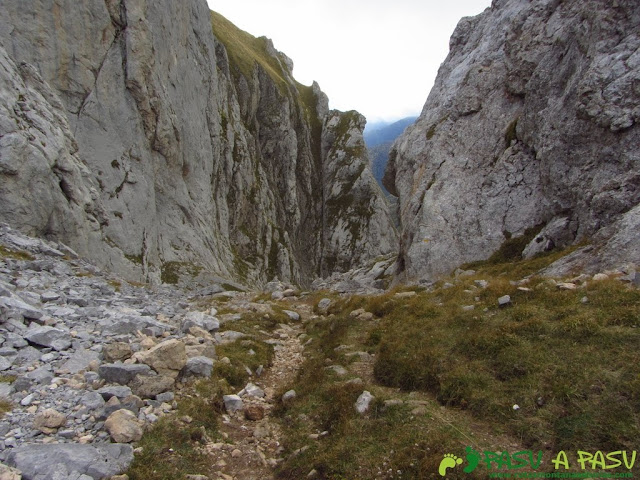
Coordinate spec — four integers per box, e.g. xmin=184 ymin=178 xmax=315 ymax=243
xmin=134 ymin=339 xmax=187 ymax=378
xmin=5 ymin=443 xmax=134 ymax=480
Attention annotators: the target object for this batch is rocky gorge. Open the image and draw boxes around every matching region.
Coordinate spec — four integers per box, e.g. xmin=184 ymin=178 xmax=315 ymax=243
xmin=0 ymin=0 xmax=639 ymax=478
xmin=0 ymin=0 xmax=397 ymax=288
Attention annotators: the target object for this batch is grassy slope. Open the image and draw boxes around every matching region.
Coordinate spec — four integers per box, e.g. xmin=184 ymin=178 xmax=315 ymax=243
xmin=210 ymin=10 xmax=287 ymax=89
xmin=276 ymin=249 xmax=640 ymax=479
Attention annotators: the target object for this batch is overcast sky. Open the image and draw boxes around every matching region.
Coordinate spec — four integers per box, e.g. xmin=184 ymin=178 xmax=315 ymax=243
xmin=206 ymin=0 xmax=491 ymax=123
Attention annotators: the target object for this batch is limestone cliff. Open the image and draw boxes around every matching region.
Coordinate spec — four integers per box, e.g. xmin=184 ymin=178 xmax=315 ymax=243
xmin=385 ymin=0 xmax=640 ymax=282
xmin=0 ymin=0 xmax=397 ymax=286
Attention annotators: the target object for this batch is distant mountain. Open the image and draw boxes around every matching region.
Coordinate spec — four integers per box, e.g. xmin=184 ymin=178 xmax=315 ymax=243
xmin=364 ymin=116 xmax=417 ymax=195
xmin=364 ymin=116 xmax=417 ymax=148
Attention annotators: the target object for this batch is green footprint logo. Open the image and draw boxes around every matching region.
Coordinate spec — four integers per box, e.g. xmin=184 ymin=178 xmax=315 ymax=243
xmin=438 ymin=453 xmax=463 ymax=476
xmin=464 ymin=446 xmax=481 ymax=473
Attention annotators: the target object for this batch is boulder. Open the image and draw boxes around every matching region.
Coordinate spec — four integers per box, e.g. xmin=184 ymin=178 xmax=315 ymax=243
xmin=5 ymin=444 xmax=134 ymax=480
xmin=33 ymin=408 xmax=66 ymax=433
xmin=104 ymin=409 xmax=144 ymax=443
xmin=24 ymin=326 xmax=71 ymax=351
xmin=182 ymin=356 xmax=214 ymax=378
xmin=98 ymin=363 xmax=152 ymax=385
xmin=134 ymin=339 xmax=187 ymax=378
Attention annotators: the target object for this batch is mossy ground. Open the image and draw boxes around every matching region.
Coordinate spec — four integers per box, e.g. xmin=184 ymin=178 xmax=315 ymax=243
xmin=275 ymin=250 xmax=640 ymax=479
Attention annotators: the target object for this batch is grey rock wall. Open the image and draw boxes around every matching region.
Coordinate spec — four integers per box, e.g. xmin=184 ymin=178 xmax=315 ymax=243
xmin=385 ymin=0 xmax=640 ymax=281
xmin=0 ymin=0 xmax=397 ymax=287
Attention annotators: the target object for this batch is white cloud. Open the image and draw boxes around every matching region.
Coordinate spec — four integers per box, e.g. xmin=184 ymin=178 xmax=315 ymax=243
xmin=206 ymin=0 xmax=491 ymax=122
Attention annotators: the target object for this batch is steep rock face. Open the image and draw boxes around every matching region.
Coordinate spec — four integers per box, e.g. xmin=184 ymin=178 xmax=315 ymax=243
xmin=321 ymin=110 xmax=397 ymax=276
xmin=385 ymin=0 xmax=640 ymax=281
xmin=0 ymin=0 xmax=397 ymax=286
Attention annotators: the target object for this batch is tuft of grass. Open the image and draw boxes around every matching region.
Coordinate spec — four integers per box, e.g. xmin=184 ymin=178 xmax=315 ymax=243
xmin=505 ymin=117 xmax=519 ymax=146
xmin=215 ymin=338 xmax=274 ymax=389
xmin=0 ymin=245 xmax=34 ymax=261
xmin=0 ymin=398 xmax=12 ymax=416
xmin=160 ymin=261 xmax=203 ymax=285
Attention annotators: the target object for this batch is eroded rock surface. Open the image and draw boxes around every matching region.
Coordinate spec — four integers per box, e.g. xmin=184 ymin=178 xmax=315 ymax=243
xmin=0 ymin=0 xmax=397 ymax=288
xmin=385 ymin=0 xmax=640 ymax=281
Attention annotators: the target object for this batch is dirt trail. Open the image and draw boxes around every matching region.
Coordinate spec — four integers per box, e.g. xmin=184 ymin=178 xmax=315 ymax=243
xmin=203 ymin=299 xmax=309 ymax=480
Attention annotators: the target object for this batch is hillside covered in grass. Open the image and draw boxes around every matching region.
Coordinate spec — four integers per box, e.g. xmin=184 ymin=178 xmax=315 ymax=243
xmin=275 ymin=249 xmax=640 ymax=479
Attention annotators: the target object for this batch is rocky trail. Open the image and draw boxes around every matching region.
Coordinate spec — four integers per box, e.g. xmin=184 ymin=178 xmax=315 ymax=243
xmin=0 ymin=222 xmax=309 ymax=479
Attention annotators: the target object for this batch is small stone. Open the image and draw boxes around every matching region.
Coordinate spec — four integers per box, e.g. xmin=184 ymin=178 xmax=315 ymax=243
xmin=223 ymin=395 xmax=244 ymax=413
xmin=498 ymin=295 xmax=512 ymax=307
xmin=394 ymin=291 xmax=416 ymax=298
xmin=557 ymin=282 xmax=577 ymax=290
xmin=474 ymin=280 xmax=488 ymax=288
xmin=185 ymin=476 xmax=208 ymax=480
xmin=242 ymin=383 xmax=265 ymax=398
xmin=0 ymin=462 xmax=22 ymax=480
xmin=33 ymin=408 xmax=66 ymax=433
xmin=40 ymin=291 xmax=61 ymax=302
xmin=129 ymin=374 xmax=174 ymax=399
xmin=244 ymin=405 xmax=265 ymax=421
xmin=97 ymin=385 xmax=133 ymax=401
xmin=282 ymin=310 xmax=300 ymax=322
xmin=593 ymin=273 xmax=609 ymax=281
xmin=183 ymin=356 xmax=214 ymax=378
xmin=282 ymin=390 xmax=296 ymax=403
xmin=461 ymin=305 xmax=475 ymax=311
xmin=355 ymin=391 xmax=375 ymax=414
xmin=231 ymin=449 xmax=242 ymax=458
xmin=134 ymin=339 xmax=187 ymax=378
xmin=326 ymin=365 xmax=347 ymax=376
xmin=99 ymin=363 xmax=152 ymax=385
xmin=102 ymin=343 xmax=133 ymax=363
xmin=24 ymin=326 xmax=71 ymax=351
xmin=317 ymin=298 xmax=332 ymax=313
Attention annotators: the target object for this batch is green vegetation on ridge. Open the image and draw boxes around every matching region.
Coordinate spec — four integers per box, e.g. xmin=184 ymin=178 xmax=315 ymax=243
xmin=210 ymin=10 xmax=288 ymax=91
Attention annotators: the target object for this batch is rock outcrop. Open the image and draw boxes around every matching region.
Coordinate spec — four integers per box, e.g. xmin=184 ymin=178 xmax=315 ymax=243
xmin=0 ymin=0 xmax=396 ymax=287
xmin=385 ymin=0 xmax=640 ymax=281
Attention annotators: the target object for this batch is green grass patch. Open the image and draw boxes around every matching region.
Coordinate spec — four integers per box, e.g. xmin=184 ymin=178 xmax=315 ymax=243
xmin=277 ymin=249 xmax=640 ymax=478
xmin=160 ymin=261 xmax=203 ymax=285
xmin=215 ymin=338 xmax=275 ymax=389
xmin=275 ymin=305 xmax=488 ymax=479
xmin=211 ymin=10 xmax=288 ymax=93
xmin=0 ymin=398 xmax=12 ymax=416
xmin=372 ymin=271 xmax=640 ymax=452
